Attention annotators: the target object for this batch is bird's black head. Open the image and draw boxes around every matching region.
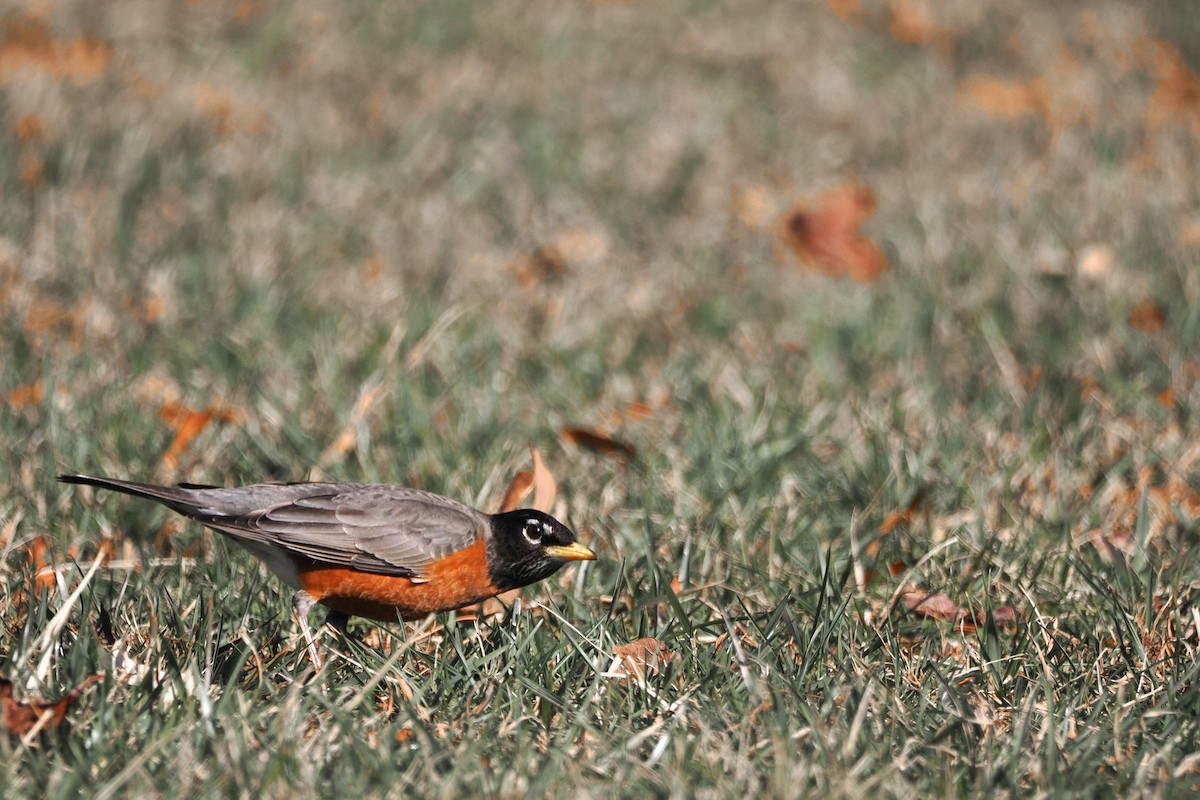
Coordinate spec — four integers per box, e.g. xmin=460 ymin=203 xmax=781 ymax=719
xmin=486 ymin=509 xmax=596 ymax=592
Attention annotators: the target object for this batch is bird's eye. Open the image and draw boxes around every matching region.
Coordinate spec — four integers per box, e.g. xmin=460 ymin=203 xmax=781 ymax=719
xmin=522 ymin=520 xmax=544 ymax=545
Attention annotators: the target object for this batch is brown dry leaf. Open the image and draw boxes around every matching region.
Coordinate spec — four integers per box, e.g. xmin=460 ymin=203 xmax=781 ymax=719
xmin=777 ymin=183 xmax=889 ymax=283
xmin=826 ymin=0 xmax=862 ymax=24
xmin=529 ymin=447 xmax=557 ymax=513
xmin=1129 ymin=301 xmax=1165 ymax=333
xmin=887 ymin=0 xmax=947 ymax=47
xmin=7 ymin=381 xmax=42 ymax=409
xmin=959 ymin=76 xmax=1046 ymax=120
xmin=27 ymin=535 xmax=56 ymax=594
xmin=0 ymin=13 xmax=112 ymax=85
xmin=612 ymin=637 xmax=674 ymax=679
xmin=880 ymin=492 xmax=924 ymax=534
xmin=1145 ymin=40 xmax=1200 ymax=131
xmin=498 ymin=447 xmax=558 ymax=514
xmin=508 ymin=244 xmax=567 ymax=289
xmin=13 ymin=114 xmax=44 ymax=143
xmin=901 ymin=590 xmax=1016 ymax=633
xmin=902 ymin=590 xmax=963 ymax=623
xmin=1 ymin=674 xmax=102 ymax=737
xmin=159 ymin=401 xmax=245 ymax=470
xmin=499 ymin=470 xmax=534 ymax=513
xmin=320 ymin=382 xmax=386 ymax=465
xmin=561 ymin=427 xmax=636 ymax=462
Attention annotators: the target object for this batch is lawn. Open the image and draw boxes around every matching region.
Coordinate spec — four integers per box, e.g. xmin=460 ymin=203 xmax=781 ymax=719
xmin=2 ymin=0 xmax=1200 ymax=796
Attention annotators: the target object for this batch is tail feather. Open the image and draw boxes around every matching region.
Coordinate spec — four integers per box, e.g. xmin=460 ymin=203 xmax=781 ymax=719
xmin=57 ymin=474 xmax=203 ymax=516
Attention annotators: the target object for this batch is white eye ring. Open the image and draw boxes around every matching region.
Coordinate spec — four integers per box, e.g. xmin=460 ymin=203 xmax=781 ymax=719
xmin=523 ymin=521 xmax=544 ymax=545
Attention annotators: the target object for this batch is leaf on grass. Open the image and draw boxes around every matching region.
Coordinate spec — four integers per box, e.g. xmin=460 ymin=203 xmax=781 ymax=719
xmin=0 ymin=13 xmax=112 ymax=85
xmin=500 ymin=470 xmax=534 ymax=513
xmin=561 ymin=427 xmax=636 ymax=461
xmin=529 ymin=447 xmax=557 ymax=513
xmin=888 ymin=0 xmax=947 ymax=47
xmin=610 ymin=637 xmax=674 ymax=680
xmin=320 ymin=382 xmax=386 ymax=465
xmin=159 ymin=401 xmax=245 ymax=470
xmin=880 ymin=492 xmax=925 ymax=534
xmin=13 ymin=114 xmax=45 ymax=143
xmin=959 ymin=76 xmax=1046 ymax=120
xmin=6 ymin=381 xmax=42 ymax=409
xmin=901 ymin=590 xmax=1017 ymax=633
xmin=1145 ymin=40 xmax=1200 ymax=131
xmin=508 ymin=244 xmax=567 ymax=289
xmin=1128 ymin=301 xmax=1165 ymax=333
xmin=826 ymin=0 xmax=862 ymax=24
xmin=777 ymin=183 xmax=888 ymax=282
xmin=1 ymin=674 xmax=102 ymax=737
xmin=499 ymin=447 xmax=557 ymax=514
xmin=27 ymin=535 xmax=56 ymax=594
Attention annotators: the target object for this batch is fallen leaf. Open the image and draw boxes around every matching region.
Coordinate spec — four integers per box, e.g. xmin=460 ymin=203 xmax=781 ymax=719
xmin=0 ymin=13 xmax=112 ymax=85
xmin=902 ymin=591 xmax=963 ymax=623
xmin=6 ymin=381 xmax=42 ymax=409
xmin=13 ymin=114 xmax=44 ymax=143
xmin=27 ymin=535 xmax=56 ymax=594
xmin=901 ymin=590 xmax=1016 ymax=633
xmin=1 ymin=674 xmax=102 ymax=737
xmin=159 ymin=401 xmax=245 ymax=470
xmin=611 ymin=637 xmax=674 ymax=680
xmin=508 ymin=244 xmax=567 ymax=289
xmin=888 ymin=0 xmax=946 ymax=47
xmin=959 ymin=76 xmax=1046 ymax=120
xmin=826 ymin=0 xmax=862 ymax=24
xmin=1145 ymin=40 xmax=1200 ymax=132
xmin=880 ymin=492 xmax=924 ymax=534
xmin=529 ymin=447 xmax=557 ymax=513
xmin=561 ymin=427 xmax=636 ymax=461
xmin=1129 ymin=301 xmax=1165 ymax=332
xmin=499 ymin=470 xmax=534 ymax=513
xmin=777 ymin=184 xmax=888 ymax=282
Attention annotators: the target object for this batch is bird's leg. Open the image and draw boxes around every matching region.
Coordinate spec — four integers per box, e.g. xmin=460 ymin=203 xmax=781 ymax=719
xmin=292 ymin=590 xmax=323 ymax=669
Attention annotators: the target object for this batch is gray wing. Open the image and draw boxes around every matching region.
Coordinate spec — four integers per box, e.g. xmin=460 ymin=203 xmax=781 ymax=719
xmin=200 ymin=484 xmax=489 ymax=578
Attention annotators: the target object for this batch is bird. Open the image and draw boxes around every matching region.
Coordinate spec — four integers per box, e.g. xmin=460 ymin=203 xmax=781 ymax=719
xmin=59 ymin=474 xmax=596 ymax=666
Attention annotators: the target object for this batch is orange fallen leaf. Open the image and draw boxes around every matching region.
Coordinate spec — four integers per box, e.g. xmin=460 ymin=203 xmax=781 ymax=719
xmin=1145 ymin=40 xmax=1200 ymax=132
xmin=6 ymin=381 xmax=42 ymax=409
xmin=959 ymin=76 xmax=1046 ymax=120
xmin=777 ymin=184 xmax=888 ymax=282
xmin=508 ymin=244 xmax=568 ymax=289
xmin=888 ymin=0 xmax=946 ymax=47
xmin=880 ymin=492 xmax=924 ymax=535
xmin=561 ymin=427 xmax=636 ymax=461
xmin=27 ymin=535 xmax=56 ymax=594
xmin=1 ymin=674 xmax=102 ymax=737
xmin=826 ymin=0 xmax=862 ymax=24
xmin=13 ymin=114 xmax=44 ymax=143
xmin=612 ymin=637 xmax=674 ymax=679
xmin=159 ymin=401 xmax=245 ymax=470
xmin=1129 ymin=301 xmax=1165 ymax=333
xmin=498 ymin=447 xmax=558 ymax=514
xmin=0 ymin=13 xmax=112 ymax=85
xmin=499 ymin=470 xmax=534 ymax=513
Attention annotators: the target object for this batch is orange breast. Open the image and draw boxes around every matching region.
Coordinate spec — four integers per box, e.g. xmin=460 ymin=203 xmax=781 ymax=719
xmin=297 ymin=538 xmax=498 ymax=622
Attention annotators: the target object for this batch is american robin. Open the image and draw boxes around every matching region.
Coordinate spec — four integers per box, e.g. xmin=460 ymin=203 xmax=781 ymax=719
xmin=59 ymin=474 xmax=596 ymax=665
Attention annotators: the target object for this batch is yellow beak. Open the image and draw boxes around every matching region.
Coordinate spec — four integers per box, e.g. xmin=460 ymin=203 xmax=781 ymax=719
xmin=545 ymin=542 xmax=597 ymax=561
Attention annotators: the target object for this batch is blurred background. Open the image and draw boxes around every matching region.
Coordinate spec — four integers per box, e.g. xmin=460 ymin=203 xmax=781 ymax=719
xmin=2 ymin=0 xmax=1200 ymax=794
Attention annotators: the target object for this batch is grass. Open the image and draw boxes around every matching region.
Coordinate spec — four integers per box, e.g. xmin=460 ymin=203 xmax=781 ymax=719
xmin=3 ymin=0 xmax=1200 ymax=796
